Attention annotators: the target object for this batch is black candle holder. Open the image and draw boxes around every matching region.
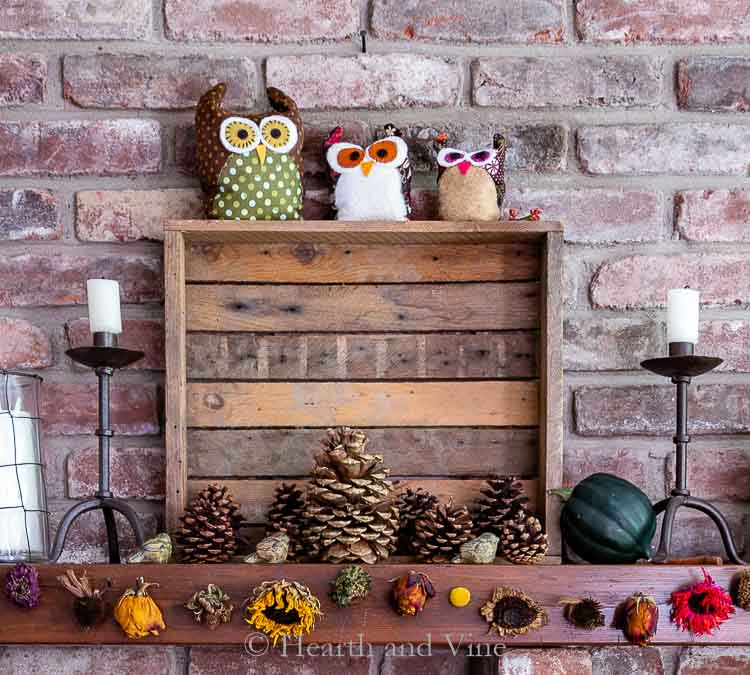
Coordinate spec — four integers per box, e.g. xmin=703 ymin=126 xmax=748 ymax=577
xmin=49 ymin=332 xmax=145 ymax=563
xmin=642 ymin=341 xmax=746 ymax=564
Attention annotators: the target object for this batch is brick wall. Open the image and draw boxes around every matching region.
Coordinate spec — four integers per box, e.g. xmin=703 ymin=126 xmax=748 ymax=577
xmin=1 ymin=0 xmax=750 ymax=672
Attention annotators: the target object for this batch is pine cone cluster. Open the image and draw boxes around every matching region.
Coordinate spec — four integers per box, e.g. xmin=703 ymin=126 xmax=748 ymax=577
xmin=395 ymin=487 xmax=439 ymax=555
xmin=174 ymin=483 xmax=243 ymax=563
xmin=266 ymin=482 xmax=306 ymax=560
xmin=414 ymin=500 xmax=474 ymax=563
xmin=303 ymin=427 xmax=399 ymax=564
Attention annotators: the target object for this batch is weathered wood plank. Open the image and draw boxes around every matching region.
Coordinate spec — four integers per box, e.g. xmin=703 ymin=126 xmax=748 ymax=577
xmin=6 ymin=564 xmax=750 ymax=646
xmin=187 ymin=381 xmax=538 ymax=428
xmin=187 ymin=427 xmax=539 ymax=477
xmin=186 ymin=282 xmax=540 ymax=332
xmin=186 ymin=242 xmax=540 ymax=283
xmin=187 ymin=332 xmax=537 ymax=380
xmin=189 ymin=478 xmax=539 ymax=523
xmin=165 ymin=231 xmax=187 ymax=532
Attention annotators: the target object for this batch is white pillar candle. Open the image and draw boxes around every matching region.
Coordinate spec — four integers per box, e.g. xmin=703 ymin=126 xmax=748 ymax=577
xmin=667 ymin=288 xmax=699 ymax=345
xmin=86 ymin=279 xmax=122 ymax=334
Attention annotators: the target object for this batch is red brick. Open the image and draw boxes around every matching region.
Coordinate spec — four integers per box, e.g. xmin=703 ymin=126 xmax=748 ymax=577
xmin=0 ymin=646 xmax=183 ymax=675
xmin=678 ymin=57 xmax=750 ymax=112
xmin=0 ymin=318 xmax=52 ymax=369
xmin=0 ymin=253 xmax=162 ymax=307
xmin=678 ymin=647 xmax=750 ymax=674
xmin=564 ymin=446 xmax=665 ymax=500
xmin=302 ymin=188 xmax=332 ymax=221
xmin=41 ymin=382 xmax=159 ymax=436
xmin=574 ymin=384 xmax=750 ymax=436
xmin=576 ymin=0 xmax=750 ymax=44
xmin=0 ymin=54 xmax=46 ymax=106
xmin=0 ymin=120 xmax=161 ymax=177
xmin=0 ymin=0 xmax=152 ymax=39
xmin=372 ymin=0 xmax=565 ymax=43
xmin=50 ymin=507 xmax=159 ymax=564
xmin=76 ymin=189 xmax=203 ymax=242
xmin=410 ymin=188 xmax=439 ymax=220
xmin=303 ymin=121 xmax=370 ymax=176
xmin=0 ymin=189 xmax=60 ymax=240
xmin=498 ymin=649 xmax=592 ymax=675
xmin=66 ymin=318 xmax=165 ymax=370
xmin=666 ymin=448 xmax=750 ymax=501
xmin=189 ymin=647 xmax=371 ymax=674
xmin=591 ymin=647 xmax=664 ymax=674
xmin=405 ymin=123 xmax=567 ymax=174
xmin=701 ymin=320 xmax=750 ymax=372
xmin=676 ymin=189 xmax=750 ymax=242
xmin=564 ymin=317 xmax=662 ymax=371
xmin=508 ymin=188 xmax=665 ymax=243
xmin=384 ymin=648 xmax=465 ymax=674
xmin=67 ymin=446 xmax=165 ymax=500
xmin=175 ymin=123 xmax=198 ymax=176
xmin=165 ymin=0 xmax=358 ymax=42
xmin=267 ymin=55 xmax=461 ymax=110
xmin=590 ymin=253 xmax=750 ymax=310
xmin=667 ymin=509 xmax=746 ymax=559
xmin=578 ymin=124 xmax=750 ymax=175
xmin=473 ymin=56 xmax=661 ymax=108
xmin=64 ymin=55 xmax=256 ymax=110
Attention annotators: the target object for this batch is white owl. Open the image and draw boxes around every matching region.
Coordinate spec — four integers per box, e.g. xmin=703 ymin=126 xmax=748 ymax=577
xmin=324 ymin=126 xmax=412 ymax=221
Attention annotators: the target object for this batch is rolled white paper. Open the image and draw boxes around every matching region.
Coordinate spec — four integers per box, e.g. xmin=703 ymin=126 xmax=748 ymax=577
xmin=667 ymin=288 xmax=699 ymax=344
xmin=86 ymin=279 xmax=122 ymax=334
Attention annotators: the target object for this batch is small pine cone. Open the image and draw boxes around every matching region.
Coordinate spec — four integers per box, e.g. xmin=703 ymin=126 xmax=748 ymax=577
xmin=735 ymin=570 xmax=750 ymax=610
xmin=501 ymin=511 xmax=548 ymax=565
xmin=266 ymin=482 xmax=307 ymax=560
xmin=395 ymin=488 xmax=439 ymax=555
xmin=174 ymin=483 xmax=242 ymax=563
xmin=474 ymin=476 xmax=530 ymax=537
xmin=414 ymin=501 xmax=474 ymax=563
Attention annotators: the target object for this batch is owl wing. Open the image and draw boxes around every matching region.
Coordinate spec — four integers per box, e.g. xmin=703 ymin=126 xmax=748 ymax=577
xmin=488 ymin=134 xmax=507 ymax=212
xmin=400 ymin=157 xmax=413 ymax=218
xmin=195 ymin=83 xmax=233 ymax=214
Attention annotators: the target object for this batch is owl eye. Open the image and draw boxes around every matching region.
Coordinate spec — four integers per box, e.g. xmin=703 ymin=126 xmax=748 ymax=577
xmin=469 ymin=149 xmax=496 ymax=166
xmin=260 ymin=115 xmax=298 ymax=154
xmin=219 ymin=117 xmax=260 ymax=155
xmin=437 ymin=147 xmax=467 ymax=167
xmin=326 ymin=142 xmax=366 ymax=173
xmin=366 ymin=136 xmax=407 ymax=167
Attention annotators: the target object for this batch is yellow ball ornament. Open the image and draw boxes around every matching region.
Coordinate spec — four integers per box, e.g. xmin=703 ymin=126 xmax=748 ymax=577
xmin=449 ymin=587 xmax=471 ymax=608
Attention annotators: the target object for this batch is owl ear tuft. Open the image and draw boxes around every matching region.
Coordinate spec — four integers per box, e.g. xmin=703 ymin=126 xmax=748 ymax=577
xmin=198 ymin=83 xmax=227 ymax=114
xmin=267 ymin=87 xmax=299 ymax=116
xmin=493 ymin=133 xmax=507 ymax=151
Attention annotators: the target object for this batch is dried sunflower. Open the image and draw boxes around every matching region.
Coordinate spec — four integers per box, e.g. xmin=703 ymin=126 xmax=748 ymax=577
xmin=244 ymin=579 xmax=322 ymax=646
xmin=480 ymin=586 xmax=547 ymax=637
xmin=559 ymin=596 xmax=605 ymax=630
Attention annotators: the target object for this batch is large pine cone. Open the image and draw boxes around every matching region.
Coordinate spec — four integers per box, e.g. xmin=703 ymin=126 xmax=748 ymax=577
xmin=174 ymin=483 xmax=242 ymax=563
xmin=500 ymin=511 xmax=549 ymax=564
xmin=395 ymin=488 xmax=439 ymax=555
xmin=474 ymin=476 xmax=529 ymax=537
xmin=304 ymin=427 xmax=400 ymax=564
xmin=266 ymin=482 xmax=306 ymax=560
xmin=414 ymin=501 xmax=474 ymax=563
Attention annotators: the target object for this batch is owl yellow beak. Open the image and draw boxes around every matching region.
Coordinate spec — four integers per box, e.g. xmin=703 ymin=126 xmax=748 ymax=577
xmin=256 ymin=144 xmax=267 ymax=164
xmin=360 ymin=160 xmax=374 ymax=177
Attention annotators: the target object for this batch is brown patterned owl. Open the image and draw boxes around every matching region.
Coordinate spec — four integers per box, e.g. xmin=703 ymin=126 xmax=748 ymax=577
xmin=434 ymin=133 xmax=507 ymax=221
xmin=195 ymin=84 xmax=304 ymax=220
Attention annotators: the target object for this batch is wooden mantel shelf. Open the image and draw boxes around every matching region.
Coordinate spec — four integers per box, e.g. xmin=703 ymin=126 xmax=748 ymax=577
xmin=3 ymin=564 xmax=750 ymax=646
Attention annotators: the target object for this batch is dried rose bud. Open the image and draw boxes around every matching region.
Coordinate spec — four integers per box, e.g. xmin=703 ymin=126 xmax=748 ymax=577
xmin=616 ymin=592 xmax=659 ymax=646
xmin=4 ymin=563 xmax=41 ymax=609
xmin=390 ymin=571 xmax=435 ymax=617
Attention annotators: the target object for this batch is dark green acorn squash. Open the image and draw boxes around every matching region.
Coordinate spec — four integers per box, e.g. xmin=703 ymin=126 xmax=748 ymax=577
xmin=559 ymin=473 xmax=655 ymax=564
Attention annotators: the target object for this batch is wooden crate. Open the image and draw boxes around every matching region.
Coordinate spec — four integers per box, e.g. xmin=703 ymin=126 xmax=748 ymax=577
xmin=164 ymin=220 xmax=564 ymax=555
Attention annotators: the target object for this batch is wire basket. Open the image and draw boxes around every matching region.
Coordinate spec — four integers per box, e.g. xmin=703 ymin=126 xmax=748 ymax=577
xmin=0 ymin=370 xmax=50 ymax=561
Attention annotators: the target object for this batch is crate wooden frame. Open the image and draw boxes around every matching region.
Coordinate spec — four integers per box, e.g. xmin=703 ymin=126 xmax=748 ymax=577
xmin=164 ymin=219 xmax=564 ymax=553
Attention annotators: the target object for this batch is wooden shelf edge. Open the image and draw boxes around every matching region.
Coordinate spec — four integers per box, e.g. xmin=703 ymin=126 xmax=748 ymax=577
xmin=3 ymin=564 xmax=749 ymax=647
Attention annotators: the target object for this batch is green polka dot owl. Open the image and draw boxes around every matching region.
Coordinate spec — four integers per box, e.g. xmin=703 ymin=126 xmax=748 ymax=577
xmin=196 ymin=84 xmax=304 ymax=220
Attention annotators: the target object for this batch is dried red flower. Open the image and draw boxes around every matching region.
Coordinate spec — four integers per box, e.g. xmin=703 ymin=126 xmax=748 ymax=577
xmin=670 ymin=569 xmax=734 ymax=636
xmin=508 ymin=208 xmax=518 ymax=221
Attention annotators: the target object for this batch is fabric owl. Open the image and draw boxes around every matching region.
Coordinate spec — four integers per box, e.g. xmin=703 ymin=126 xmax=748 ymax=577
xmin=324 ymin=124 xmax=412 ymax=221
xmin=434 ymin=133 xmax=507 ymax=221
xmin=195 ymin=83 xmax=304 ymax=220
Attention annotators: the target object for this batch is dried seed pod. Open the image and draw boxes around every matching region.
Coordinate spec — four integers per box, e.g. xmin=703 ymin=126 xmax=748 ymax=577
xmin=330 ymin=565 xmax=372 ymax=608
xmin=185 ymin=584 xmax=234 ymax=630
xmin=480 ymin=586 xmax=547 ymax=637
xmin=615 ymin=592 xmax=658 ymax=646
xmin=559 ymin=596 xmax=605 ymax=630
xmin=57 ymin=569 xmax=111 ymax=629
xmin=734 ymin=570 xmax=750 ymax=610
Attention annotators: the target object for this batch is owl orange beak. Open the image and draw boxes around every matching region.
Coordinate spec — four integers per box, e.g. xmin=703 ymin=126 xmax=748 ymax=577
xmin=256 ymin=144 xmax=267 ymax=165
xmin=360 ymin=160 xmax=374 ymax=177
xmin=458 ymin=160 xmax=472 ymax=176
